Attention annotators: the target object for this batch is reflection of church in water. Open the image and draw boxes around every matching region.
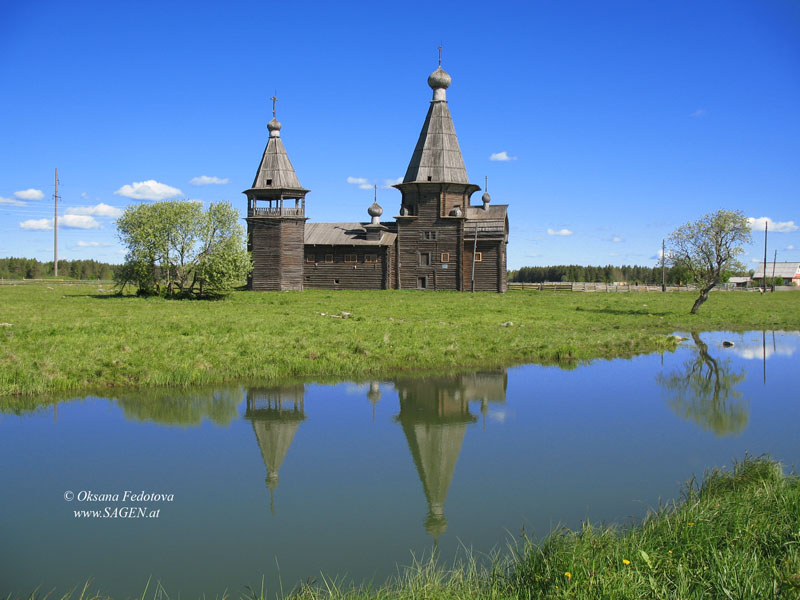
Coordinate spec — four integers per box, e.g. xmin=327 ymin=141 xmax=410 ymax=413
xmin=243 ymin=372 xmax=507 ymax=539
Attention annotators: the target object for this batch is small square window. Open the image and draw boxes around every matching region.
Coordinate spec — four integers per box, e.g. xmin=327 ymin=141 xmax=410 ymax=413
xmin=441 ymin=252 xmax=450 ymax=263
xmin=365 ymin=254 xmax=378 ymax=263
xmin=422 ymin=231 xmax=437 ymax=240
xmin=475 ymin=252 xmax=483 ymax=262
xmin=305 ymin=254 xmax=315 ymax=263
xmin=334 ymin=279 xmax=340 ymax=285
xmin=344 ymin=254 xmax=357 ymax=263
xmin=325 ymin=254 xmax=334 ymax=263
xmin=266 ymin=179 xmax=272 ymax=186
xmin=427 ymin=176 xmax=432 ymax=182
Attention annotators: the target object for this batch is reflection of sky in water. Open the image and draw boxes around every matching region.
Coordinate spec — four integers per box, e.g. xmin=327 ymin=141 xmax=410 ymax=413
xmin=723 ymin=331 xmax=800 ymax=360
xmin=1 ymin=331 xmax=798 ymax=598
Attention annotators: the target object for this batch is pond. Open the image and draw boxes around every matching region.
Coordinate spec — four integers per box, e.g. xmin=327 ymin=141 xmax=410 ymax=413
xmin=1 ymin=331 xmax=799 ymax=597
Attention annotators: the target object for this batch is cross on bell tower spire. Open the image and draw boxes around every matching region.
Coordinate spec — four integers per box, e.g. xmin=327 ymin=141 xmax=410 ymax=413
xmin=271 ymin=94 xmax=278 ymax=119
xmin=438 ymin=45 xmax=442 ymax=67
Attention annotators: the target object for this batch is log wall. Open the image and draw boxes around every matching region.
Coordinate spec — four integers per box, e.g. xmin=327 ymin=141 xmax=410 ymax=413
xmin=248 ymin=217 xmax=305 ymax=291
xmin=303 ymin=245 xmax=390 ymax=290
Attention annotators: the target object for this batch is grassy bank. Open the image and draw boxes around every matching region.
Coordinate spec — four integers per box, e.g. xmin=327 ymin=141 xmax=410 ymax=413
xmin=1 ymin=283 xmax=799 ymax=397
xmin=22 ymin=456 xmax=800 ymax=599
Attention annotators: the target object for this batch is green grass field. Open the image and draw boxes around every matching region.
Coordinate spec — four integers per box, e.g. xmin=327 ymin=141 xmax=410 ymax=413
xmin=1 ymin=283 xmax=799 ymax=398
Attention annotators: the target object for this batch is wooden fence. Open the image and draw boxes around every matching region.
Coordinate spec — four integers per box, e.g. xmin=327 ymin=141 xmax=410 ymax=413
xmin=507 ymin=282 xmax=696 ymax=292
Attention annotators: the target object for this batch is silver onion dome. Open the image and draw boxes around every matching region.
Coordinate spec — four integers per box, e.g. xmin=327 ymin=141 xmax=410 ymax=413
xmin=267 ymin=118 xmax=282 ymax=137
xmin=428 ymin=67 xmax=452 ymax=90
xmin=368 ymin=201 xmax=383 ymax=218
xmin=481 ymin=192 xmax=491 ymax=204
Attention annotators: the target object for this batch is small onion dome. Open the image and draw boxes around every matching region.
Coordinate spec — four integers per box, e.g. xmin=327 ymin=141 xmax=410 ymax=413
xmin=449 ymin=206 xmax=463 ymax=217
xmin=267 ymin=118 xmax=282 ymax=134
xmin=368 ymin=201 xmax=383 ymax=218
xmin=427 ymin=66 xmax=452 ymax=90
xmin=481 ymin=192 xmax=491 ymax=204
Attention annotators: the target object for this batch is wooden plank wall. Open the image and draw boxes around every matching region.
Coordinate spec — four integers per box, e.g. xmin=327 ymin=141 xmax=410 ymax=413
xmin=462 ymin=241 xmax=503 ymax=292
xmin=396 ymin=188 xmax=463 ymax=290
xmin=248 ymin=218 xmax=305 ymax=291
xmin=303 ymin=245 xmax=388 ymax=290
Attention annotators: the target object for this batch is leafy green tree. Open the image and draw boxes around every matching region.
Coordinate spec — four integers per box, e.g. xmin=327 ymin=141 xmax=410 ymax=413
xmin=116 ymin=200 xmax=251 ymax=297
xmin=667 ymin=209 xmax=752 ymax=313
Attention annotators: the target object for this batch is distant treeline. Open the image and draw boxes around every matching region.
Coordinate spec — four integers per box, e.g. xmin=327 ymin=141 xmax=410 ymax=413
xmin=0 ymin=257 xmax=119 ymax=280
xmin=509 ymin=264 xmax=707 ymax=284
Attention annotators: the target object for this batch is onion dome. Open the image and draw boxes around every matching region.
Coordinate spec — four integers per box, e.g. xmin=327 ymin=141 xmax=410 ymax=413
xmin=368 ymin=201 xmax=383 ymax=218
xmin=481 ymin=191 xmax=491 ymax=204
xmin=428 ymin=67 xmax=452 ymax=90
xmin=267 ymin=118 xmax=282 ymax=138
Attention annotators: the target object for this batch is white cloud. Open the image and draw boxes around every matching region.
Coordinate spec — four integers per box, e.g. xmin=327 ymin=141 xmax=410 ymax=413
xmin=77 ymin=241 xmax=111 ymax=247
xmin=347 ymin=176 xmax=373 ymax=190
xmin=190 ymin=175 xmax=229 ymax=186
xmin=21 ymin=216 xmax=101 ymax=230
xmin=612 ymin=236 xmax=623 ymax=243
xmin=67 ymin=203 xmax=124 ymax=218
xmin=787 ymin=245 xmax=795 ymax=250
xmin=489 ymin=151 xmax=518 ymax=162
xmin=0 ymin=196 xmax=26 ymax=206
xmin=62 ymin=215 xmax=101 ymax=229
xmin=690 ymin=109 xmax=707 ymax=118
xmin=114 ymin=180 xmax=183 ymax=200
xmin=526 ymin=253 xmax=541 ymax=257
xmin=20 ymin=218 xmax=53 ymax=231
xmin=547 ymin=228 xmax=573 ymax=236
xmin=747 ymin=216 xmax=798 ymax=233
xmin=381 ymin=177 xmax=403 ymax=189
xmin=14 ymin=188 xmax=44 ymax=200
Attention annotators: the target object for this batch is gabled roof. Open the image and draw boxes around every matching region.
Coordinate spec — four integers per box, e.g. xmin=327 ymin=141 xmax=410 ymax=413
xmin=304 ymin=222 xmax=397 ymax=246
xmin=753 ymin=262 xmax=800 ymax=278
xmin=465 ymin=204 xmax=508 ymax=238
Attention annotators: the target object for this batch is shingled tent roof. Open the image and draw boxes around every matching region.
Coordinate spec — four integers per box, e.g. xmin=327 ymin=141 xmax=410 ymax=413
xmin=251 ymin=117 xmax=305 ymax=191
xmin=403 ymin=66 xmax=470 ymax=184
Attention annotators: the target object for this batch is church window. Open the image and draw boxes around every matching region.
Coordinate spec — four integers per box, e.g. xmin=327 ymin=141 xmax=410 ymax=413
xmin=422 ymin=231 xmax=437 ymax=240
xmin=365 ymin=254 xmax=378 ymax=263
xmin=305 ymin=254 xmax=315 ymax=263
xmin=475 ymin=252 xmax=483 ymax=262
xmin=266 ymin=179 xmax=272 ymax=185
xmin=325 ymin=254 xmax=334 ymax=263
xmin=441 ymin=252 xmax=450 ymax=263
xmin=419 ymin=252 xmax=431 ymax=266
xmin=345 ymin=254 xmax=358 ymax=263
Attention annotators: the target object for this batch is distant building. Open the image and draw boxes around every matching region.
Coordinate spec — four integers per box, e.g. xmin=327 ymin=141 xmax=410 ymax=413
xmin=752 ymin=262 xmax=800 ymax=286
xmin=244 ymin=63 xmax=509 ymax=292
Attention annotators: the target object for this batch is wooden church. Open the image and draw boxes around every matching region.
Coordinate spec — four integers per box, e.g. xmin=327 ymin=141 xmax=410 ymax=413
xmin=245 ymin=61 xmax=509 ymax=292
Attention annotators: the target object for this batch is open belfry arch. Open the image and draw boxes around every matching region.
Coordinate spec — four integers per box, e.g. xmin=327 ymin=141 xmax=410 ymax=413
xmin=245 ymin=57 xmax=509 ymax=292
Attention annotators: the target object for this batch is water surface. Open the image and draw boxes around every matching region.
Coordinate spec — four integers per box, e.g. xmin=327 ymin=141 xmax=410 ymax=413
xmin=1 ymin=331 xmax=798 ymax=597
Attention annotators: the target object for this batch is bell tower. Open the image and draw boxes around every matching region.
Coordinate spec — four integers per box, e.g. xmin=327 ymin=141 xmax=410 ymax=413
xmin=244 ymin=97 xmax=309 ymax=291
xmin=394 ymin=55 xmax=480 ymax=290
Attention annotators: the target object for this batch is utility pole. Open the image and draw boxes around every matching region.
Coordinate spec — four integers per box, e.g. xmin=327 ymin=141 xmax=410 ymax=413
xmin=771 ymin=249 xmax=777 ymax=292
xmin=54 ymin=168 xmax=59 ymax=277
xmin=661 ymin=239 xmax=666 ymax=292
xmin=762 ymin=221 xmax=768 ymax=293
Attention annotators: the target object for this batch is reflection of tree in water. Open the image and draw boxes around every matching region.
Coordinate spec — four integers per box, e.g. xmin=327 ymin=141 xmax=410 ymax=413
xmin=394 ymin=371 xmax=506 ymax=542
xmin=113 ymin=386 xmax=243 ymax=426
xmin=657 ymin=332 xmax=748 ymax=436
xmin=244 ymin=386 xmax=306 ymax=514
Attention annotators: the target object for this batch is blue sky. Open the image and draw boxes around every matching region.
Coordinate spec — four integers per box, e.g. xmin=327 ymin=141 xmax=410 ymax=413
xmin=1 ymin=0 xmax=798 ymax=270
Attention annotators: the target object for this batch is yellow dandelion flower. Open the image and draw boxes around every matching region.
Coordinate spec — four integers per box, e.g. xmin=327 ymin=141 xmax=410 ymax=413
xmin=622 ymin=559 xmax=631 ymax=565
xmin=668 ymin=550 xmax=673 ymax=555
xmin=688 ymin=522 xmax=695 ymax=527
xmin=564 ymin=571 xmax=572 ymax=579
